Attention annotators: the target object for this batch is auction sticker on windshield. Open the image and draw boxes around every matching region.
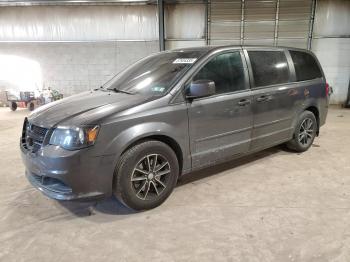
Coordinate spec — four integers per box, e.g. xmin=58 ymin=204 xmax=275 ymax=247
xmin=173 ymin=58 xmax=197 ymax=64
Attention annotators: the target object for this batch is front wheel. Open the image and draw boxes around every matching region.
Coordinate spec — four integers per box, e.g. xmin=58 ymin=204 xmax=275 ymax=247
xmin=286 ymin=110 xmax=317 ymax=152
xmin=114 ymin=140 xmax=179 ymax=211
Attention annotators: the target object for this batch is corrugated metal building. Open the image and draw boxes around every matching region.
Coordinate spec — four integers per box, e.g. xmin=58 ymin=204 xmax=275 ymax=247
xmin=0 ymin=0 xmax=348 ymax=103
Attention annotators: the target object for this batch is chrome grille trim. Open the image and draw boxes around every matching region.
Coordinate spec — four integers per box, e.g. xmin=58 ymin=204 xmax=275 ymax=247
xmin=21 ymin=118 xmax=49 ymax=153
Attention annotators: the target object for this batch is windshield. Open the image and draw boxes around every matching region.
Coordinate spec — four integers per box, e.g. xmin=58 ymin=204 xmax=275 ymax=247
xmin=104 ymin=50 xmax=207 ymax=96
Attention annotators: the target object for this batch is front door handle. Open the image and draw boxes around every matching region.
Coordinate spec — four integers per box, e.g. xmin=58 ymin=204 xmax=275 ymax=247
xmin=237 ymin=99 xmax=251 ymax=106
xmin=256 ymin=95 xmax=272 ymax=102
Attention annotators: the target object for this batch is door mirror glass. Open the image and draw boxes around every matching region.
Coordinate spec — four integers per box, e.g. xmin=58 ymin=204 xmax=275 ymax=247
xmin=186 ymin=79 xmax=216 ymax=99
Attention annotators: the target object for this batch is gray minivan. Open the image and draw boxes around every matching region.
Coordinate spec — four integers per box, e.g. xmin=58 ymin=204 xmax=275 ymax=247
xmin=21 ymin=46 xmax=329 ymax=210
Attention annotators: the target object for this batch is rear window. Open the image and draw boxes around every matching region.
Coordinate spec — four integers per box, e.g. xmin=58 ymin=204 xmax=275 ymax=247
xmin=290 ymin=50 xmax=322 ymax=81
xmin=248 ymin=51 xmax=290 ymax=88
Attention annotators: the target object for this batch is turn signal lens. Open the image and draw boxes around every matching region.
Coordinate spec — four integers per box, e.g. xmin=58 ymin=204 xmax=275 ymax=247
xmin=87 ymin=126 xmax=99 ymax=143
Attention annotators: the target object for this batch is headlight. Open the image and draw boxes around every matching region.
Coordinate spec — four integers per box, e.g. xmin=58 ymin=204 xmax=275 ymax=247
xmin=49 ymin=125 xmax=100 ymax=150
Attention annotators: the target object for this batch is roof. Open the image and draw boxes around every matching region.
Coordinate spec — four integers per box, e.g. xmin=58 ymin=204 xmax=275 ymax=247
xmin=171 ymin=44 xmax=310 ymax=54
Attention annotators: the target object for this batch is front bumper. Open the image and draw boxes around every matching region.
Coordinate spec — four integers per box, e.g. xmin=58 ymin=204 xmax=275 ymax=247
xmin=25 ymin=171 xmax=103 ymax=200
xmin=21 ymin=143 xmax=115 ymax=200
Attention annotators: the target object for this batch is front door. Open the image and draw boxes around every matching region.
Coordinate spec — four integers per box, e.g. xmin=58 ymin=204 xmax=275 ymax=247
xmin=187 ymin=51 xmax=253 ymax=168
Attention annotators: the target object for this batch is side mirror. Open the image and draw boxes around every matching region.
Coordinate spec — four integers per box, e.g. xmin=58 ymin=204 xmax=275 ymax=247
xmin=186 ymin=80 xmax=216 ymax=99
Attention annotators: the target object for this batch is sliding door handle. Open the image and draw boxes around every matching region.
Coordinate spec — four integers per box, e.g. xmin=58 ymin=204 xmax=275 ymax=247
xmin=256 ymin=95 xmax=272 ymax=102
xmin=237 ymin=99 xmax=251 ymax=106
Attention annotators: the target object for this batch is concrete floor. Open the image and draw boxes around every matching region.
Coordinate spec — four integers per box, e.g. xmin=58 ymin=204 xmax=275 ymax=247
xmin=0 ymin=107 xmax=350 ymax=262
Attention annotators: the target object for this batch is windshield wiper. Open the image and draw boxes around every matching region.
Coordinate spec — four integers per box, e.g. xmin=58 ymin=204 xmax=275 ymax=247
xmin=112 ymin=88 xmax=134 ymax=95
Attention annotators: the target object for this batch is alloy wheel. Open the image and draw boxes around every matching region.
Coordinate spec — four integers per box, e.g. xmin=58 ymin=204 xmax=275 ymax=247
xmin=131 ymin=154 xmax=171 ymax=200
xmin=298 ymin=118 xmax=314 ymax=146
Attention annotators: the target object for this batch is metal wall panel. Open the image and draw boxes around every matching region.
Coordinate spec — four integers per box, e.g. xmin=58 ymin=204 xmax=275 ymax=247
xmin=279 ymin=0 xmax=311 ymax=20
xmin=244 ymin=0 xmax=276 ymax=21
xmin=277 ymin=38 xmax=307 ymax=48
xmin=244 ymin=21 xmax=275 ymax=39
xmin=208 ymin=0 xmax=314 ymax=48
xmin=312 ymin=0 xmax=350 ymax=104
xmin=165 ymin=40 xmax=206 ymax=49
xmin=210 ymin=1 xmax=241 ymax=22
xmin=0 ymin=0 xmax=155 ymax=5
xmin=210 ymin=39 xmax=241 ymax=46
xmin=278 ymin=0 xmax=312 ymax=47
xmin=244 ymin=38 xmax=274 ymax=46
xmin=0 ymin=5 xmax=158 ymax=41
xmin=210 ymin=22 xmax=241 ymax=40
xmin=164 ymin=3 xmax=206 ymax=49
xmin=165 ymin=4 xmax=205 ymax=39
xmin=209 ymin=0 xmax=241 ymax=42
xmin=313 ymin=0 xmax=350 ymax=37
xmin=278 ymin=20 xmax=309 ymax=38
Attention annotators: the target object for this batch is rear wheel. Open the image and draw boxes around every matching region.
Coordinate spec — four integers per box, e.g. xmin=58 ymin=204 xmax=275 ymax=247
xmin=114 ymin=140 xmax=179 ymax=211
xmin=27 ymin=102 xmax=35 ymax=111
xmin=10 ymin=102 xmax=17 ymax=111
xmin=286 ymin=110 xmax=317 ymax=152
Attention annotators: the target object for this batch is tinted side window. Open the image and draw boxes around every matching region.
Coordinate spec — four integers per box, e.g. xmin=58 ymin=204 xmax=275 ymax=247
xmin=290 ymin=50 xmax=322 ymax=81
xmin=193 ymin=52 xmax=245 ymax=94
xmin=248 ymin=51 xmax=290 ymax=87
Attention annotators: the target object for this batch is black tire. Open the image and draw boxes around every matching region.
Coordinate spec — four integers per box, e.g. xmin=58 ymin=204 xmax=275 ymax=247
xmin=286 ymin=110 xmax=317 ymax=152
xmin=10 ymin=102 xmax=17 ymax=111
xmin=27 ymin=102 xmax=35 ymax=111
xmin=114 ymin=140 xmax=179 ymax=211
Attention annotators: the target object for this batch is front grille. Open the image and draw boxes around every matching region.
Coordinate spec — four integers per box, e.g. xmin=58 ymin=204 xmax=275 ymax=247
xmin=22 ymin=118 xmax=49 ymax=153
xmin=32 ymin=125 xmax=48 ymax=137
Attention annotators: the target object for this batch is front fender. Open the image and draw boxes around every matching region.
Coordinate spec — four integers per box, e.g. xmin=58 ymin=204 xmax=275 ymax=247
xmin=106 ymin=122 xmax=175 ymax=153
xmin=102 ymin=121 xmax=190 ymax=173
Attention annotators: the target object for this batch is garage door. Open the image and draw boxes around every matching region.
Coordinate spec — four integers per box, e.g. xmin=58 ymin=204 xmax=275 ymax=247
xmin=208 ymin=0 xmax=314 ymax=49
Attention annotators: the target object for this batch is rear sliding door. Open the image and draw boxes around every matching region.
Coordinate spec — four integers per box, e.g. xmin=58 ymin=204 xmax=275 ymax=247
xmin=244 ymin=48 xmax=300 ymax=151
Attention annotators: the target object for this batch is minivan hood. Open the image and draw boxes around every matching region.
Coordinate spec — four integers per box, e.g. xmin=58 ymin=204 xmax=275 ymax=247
xmin=28 ymin=90 xmax=151 ymax=127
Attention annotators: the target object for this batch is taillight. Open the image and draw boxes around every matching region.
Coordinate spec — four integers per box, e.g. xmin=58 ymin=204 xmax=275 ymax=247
xmin=325 ymin=82 xmax=329 ymax=96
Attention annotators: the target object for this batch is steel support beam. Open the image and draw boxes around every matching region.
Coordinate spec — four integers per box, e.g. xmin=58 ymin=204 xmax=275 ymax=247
xmin=158 ymin=0 xmax=165 ymax=51
xmin=240 ymin=0 xmax=245 ymax=46
xmin=205 ymin=0 xmax=210 ymax=45
xmin=307 ymin=0 xmax=317 ymax=50
xmin=273 ymin=0 xmax=280 ymax=46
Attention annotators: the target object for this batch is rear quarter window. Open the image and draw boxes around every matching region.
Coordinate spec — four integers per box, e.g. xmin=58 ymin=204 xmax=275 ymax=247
xmin=248 ymin=51 xmax=290 ymax=88
xmin=290 ymin=50 xmax=322 ymax=81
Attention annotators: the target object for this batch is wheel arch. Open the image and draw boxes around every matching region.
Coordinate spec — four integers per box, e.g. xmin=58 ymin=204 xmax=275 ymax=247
xmin=304 ymin=105 xmax=320 ymax=135
xmin=111 ymin=134 xmax=184 ymax=195
xmin=121 ymin=135 xmax=184 ymax=175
